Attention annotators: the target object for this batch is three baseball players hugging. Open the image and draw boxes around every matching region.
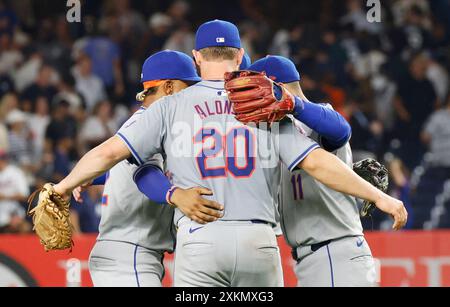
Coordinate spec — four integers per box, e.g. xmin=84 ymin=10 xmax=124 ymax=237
xmin=48 ymin=20 xmax=408 ymax=287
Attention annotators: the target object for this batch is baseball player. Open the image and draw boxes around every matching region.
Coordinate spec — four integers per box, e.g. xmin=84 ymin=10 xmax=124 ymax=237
xmin=72 ymin=50 xmax=223 ymax=287
xmin=48 ymin=20 xmax=406 ymax=287
xmin=250 ymin=55 xmax=378 ymax=287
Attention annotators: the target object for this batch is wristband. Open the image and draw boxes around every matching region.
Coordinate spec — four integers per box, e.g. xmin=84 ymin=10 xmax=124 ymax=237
xmin=166 ymin=186 xmax=179 ymax=207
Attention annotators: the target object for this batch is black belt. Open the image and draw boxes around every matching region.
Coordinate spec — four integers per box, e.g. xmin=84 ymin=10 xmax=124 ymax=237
xmin=292 ymin=240 xmax=332 ymax=261
xmin=250 ymin=220 xmax=269 ymax=225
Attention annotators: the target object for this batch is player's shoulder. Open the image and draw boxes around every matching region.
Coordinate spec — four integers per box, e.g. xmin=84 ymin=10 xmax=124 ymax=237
xmin=118 ymin=107 xmax=146 ymax=130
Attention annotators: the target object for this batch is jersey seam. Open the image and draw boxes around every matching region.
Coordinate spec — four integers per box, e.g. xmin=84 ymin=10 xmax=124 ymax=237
xmin=288 ymin=144 xmax=321 ymax=171
xmin=326 ymin=245 xmax=335 ymax=287
xmin=134 ymin=245 xmax=141 ymax=287
xmin=116 ymin=133 xmax=144 ymax=166
xmin=193 ymin=84 xmax=225 ymax=91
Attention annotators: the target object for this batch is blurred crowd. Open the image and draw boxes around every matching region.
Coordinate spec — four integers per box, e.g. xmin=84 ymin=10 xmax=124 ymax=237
xmin=0 ymin=0 xmax=449 ymax=233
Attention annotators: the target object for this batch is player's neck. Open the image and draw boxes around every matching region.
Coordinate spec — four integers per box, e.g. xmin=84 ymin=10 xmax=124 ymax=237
xmin=142 ymin=97 xmax=157 ymax=108
xmin=200 ymin=62 xmax=238 ymax=81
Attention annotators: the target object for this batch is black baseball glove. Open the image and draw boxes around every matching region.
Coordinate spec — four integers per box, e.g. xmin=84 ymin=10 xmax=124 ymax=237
xmin=353 ymin=158 xmax=389 ymax=217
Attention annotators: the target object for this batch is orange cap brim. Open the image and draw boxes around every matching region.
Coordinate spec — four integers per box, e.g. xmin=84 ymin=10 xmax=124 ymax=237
xmin=143 ymin=80 xmax=165 ymax=90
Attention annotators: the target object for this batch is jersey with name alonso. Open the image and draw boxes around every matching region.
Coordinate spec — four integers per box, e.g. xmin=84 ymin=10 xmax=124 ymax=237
xmin=117 ymin=80 xmax=320 ymax=226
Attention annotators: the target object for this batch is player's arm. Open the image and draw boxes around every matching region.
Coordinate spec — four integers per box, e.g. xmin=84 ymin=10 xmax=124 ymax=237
xmin=55 ymin=99 xmax=169 ymax=198
xmin=133 ymin=165 xmax=224 ymax=224
xmin=292 ymin=97 xmax=351 ymax=151
xmin=297 ymin=148 xmax=407 ymax=230
xmin=54 ymin=136 xmax=131 ymax=197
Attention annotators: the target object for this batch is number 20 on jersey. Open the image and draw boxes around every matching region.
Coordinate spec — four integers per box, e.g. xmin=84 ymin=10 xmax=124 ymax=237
xmin=194 ymin=127 xmax=256 ymax=179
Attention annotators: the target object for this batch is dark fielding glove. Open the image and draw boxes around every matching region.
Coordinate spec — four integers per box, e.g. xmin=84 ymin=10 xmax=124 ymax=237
xmin=224 ymin=70 xmax=296 ymax=124
xmin=353 ymin=159 xmax=389 ymax=217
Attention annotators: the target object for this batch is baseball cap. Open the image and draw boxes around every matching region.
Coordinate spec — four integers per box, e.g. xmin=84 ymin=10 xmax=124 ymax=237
xmin=240 ymin=53 xmax=252 ymax=70
xmin=137 ymin=50 xmax=201 ymax=101
xmin=248 ymin=55 xmax=301 ymax=83
xmin=195 ymin=20 xmax=241 ymax=50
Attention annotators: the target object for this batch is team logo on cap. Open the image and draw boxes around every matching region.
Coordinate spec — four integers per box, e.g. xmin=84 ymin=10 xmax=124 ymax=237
xmin=216 ymin=37 xmax=225 ymax=43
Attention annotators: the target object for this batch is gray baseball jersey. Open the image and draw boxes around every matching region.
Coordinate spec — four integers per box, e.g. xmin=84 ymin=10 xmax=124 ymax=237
xmin=279 ymin=117 xmax=364 ymax=248
xmin=97 ymin=107 xmax=175 ymax=253
xmin=117 ymin=80 xmax=320 ymax=226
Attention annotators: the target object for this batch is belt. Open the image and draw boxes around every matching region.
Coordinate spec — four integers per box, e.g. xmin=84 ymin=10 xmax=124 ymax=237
xmin=292 ymin=240 xmax=332 ymax=261
xmin=251 ymin=220 xmax=270 ymax=225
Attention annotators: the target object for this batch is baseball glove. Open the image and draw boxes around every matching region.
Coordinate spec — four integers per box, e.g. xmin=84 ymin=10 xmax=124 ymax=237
xmin=27 ymin=183 xmax=73 ymax=252
xmin=224 ymin=70 xmax=295 ymax=124
xmin=353 ymin=159 xmax=389 ymax=217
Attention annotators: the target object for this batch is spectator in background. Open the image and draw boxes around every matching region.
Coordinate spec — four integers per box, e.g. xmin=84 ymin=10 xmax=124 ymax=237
xmin=71 ymin=186 xmax=102 ymax=234
xmin=299 ymin=74 xmax=329 ymax=102
xmin=20 ymin=64 xmax=58 ymax=113
xmin=167 ymin=0 xmax=191 ymax=27
xmin=13 ymin=51 xmax=43 ymax=93
xmin=79 ymin=100 xmax=117 ymax=151
xmin=163 ymin=22 xmax=195 ymax=55
xmin=0 ymin=150 xmax=30 ymax=234
xmin=73 ymin=55 xmax=107 ymax=113
xmin=144 ymin=13 xmax=173 ymax=56
xmin=113 ymin=0 xmax=147 ymax=46
xmin=53 ymin=136 xmax=74 ymax=182
xmin=0 ymin=0 xmax=18 ymax=37
xmin=27 ymin=96 xmax=50 ymax=163
xmin=421 ymin=94 xmax=450 ymax=169
xmin=82 ymin=27 xmax=124 ymax=101
xmin=0 ymin=121 xmax=7 ymax=152
xmin=371 ymin=64 xmax=397 ymax=132
xmin=5 ymin=109 xmax=32 ymax=168
xmin=348 ymin=93 xmax=384 ymax=161
xmin=424 ymin=53 xmax=449 ymax=104
xmin=37 ymin=16 xmax=73 ymax=76
xmin=54 ymin=73 xmax=86 ymax=126
xmin=393 ymin=53 xmax=438 ymax=169
xmin=0 ymin=92 xmax=18 ymax=120
xmin=45 ymin=100 xmax=77 ymax=150
xmin=389 ymin=4 xmax=433 ymax=56
xmin=0 ymin=32 xmax=23 ymax=76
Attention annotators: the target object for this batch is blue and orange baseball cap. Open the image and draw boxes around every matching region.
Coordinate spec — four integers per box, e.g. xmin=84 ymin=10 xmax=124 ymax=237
xmin=248 ymin=55 xmax=301 ymax=83
xmin=195 ymin=20 xmax=241 ymax=50
xmin=137 ymin=50 xmax=201 ymax=101
xmin=240 ymin=53 xmax=252 ymax=70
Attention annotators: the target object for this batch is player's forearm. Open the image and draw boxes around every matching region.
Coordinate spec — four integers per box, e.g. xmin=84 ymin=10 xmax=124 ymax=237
xmin=299 ymin=148 xmax=385 ymax=203
xmin=134 ymin=164 xmax=172 ymax=204
xmin=293 ymin=98 xmax=351 ymax=151
xmin=55 ymin=136 xmax=130 ymax=195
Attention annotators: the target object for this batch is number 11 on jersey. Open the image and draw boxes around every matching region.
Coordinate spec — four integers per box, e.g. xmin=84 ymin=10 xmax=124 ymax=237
xmin=291 ymin=174 xmax=304 ymax=200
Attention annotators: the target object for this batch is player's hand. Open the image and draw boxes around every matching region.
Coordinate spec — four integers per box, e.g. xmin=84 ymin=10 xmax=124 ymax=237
xmin=52 ymin=183 xmax=72 ymax=203
xmin=171 ymin=187 xmax=224 ymax=225
xmin=374 ymin=195 xmax=408 ymax=230
xmin=72 ymin=181 xmax=93 ymax=203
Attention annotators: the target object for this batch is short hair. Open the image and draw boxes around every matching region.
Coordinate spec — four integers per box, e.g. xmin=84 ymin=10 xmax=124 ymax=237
xmin=199 ymin=47 xmax=240 ymax=61
xmin=284 ymin=81 xmax=302 ymax=94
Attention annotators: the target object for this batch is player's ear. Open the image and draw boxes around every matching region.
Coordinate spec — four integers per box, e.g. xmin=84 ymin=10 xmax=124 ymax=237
xmin=164 ymin=80 xmax=174 ymax=95
xmin=237 ymin=48 xmax=245 ymax=67
xmin=192 ymin=50 xmax=201 ymax=66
